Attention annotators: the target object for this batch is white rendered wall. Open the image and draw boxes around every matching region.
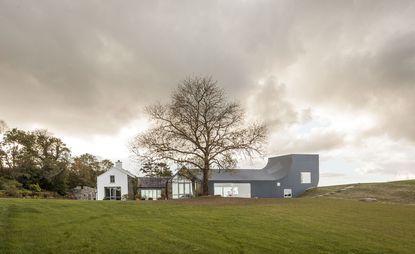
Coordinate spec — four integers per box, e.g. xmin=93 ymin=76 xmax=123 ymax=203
xmin=96 ymin=168 xmax=129 ymax=200
xmin=214 ymin=183 xmax=251 ymax=198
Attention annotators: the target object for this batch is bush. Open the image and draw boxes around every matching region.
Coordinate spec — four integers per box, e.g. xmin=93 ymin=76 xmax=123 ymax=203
xmin=0 ymin=177 xmax=66 ymax=199
xmin=0 ymin=177 xmax=23 ymax=197
xmin=19 ymin=189 xmax=32 ymax=198
xmin=41 ymin=191 xmax=60 ymax=199
xmin=29 ymin=183 xmax=42 ymax=192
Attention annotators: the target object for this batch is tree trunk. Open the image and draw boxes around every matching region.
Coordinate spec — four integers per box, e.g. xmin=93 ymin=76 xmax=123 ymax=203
xmin=202 ymin=165 xmax=209 ymax=196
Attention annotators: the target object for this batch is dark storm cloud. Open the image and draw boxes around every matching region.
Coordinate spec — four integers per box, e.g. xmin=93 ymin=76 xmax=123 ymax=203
xmin=0 ymin=0 xmax=414 ymax=146
xmin=0 ymin=0 xmax=303 ymax=134
xmin=295 ymin=31 xmax=415 ymax=143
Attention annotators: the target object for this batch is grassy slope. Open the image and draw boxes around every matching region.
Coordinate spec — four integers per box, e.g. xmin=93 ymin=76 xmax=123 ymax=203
xmin=1 ymin=197 xmax=415 ymax=254
xmin=302 ymin=180 xmax=415 ymax=204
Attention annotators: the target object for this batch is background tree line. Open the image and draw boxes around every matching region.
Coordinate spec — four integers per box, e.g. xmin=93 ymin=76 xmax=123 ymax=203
xmin=0 ymin=125 xmax=113 ymax=197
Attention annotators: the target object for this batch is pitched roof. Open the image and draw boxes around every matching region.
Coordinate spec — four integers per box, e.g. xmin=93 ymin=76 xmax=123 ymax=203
xmin=138 ymin=177 xmax=170 ymax=188
xmin=97 ymin=166 xmax=136 ymax=178
xmin=117 ymin=167 xmax=136 ymax=178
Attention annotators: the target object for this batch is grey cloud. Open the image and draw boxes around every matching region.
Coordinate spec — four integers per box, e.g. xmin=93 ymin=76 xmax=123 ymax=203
xmin=357 ymin=160 xmax=415 ymax=176
xmin=321 ymin=172 xmax=345 ymax=178
xmin=1 ymin=0 xmax=415 ymax=149
xmin=247 ymin=76 xmax=299 ymax=130
xmin=281 ymin=131 xmax=346 ymax=154
xmin=264 ymin=128 xmax=346 ymax=156
xmin=0 ymin=0 xmax=305 ymax=135
xmin=293 ymin=28 xmax=415 ymax=142
xmin=0 ymin=119 xmax=7 ymax=133
xmin=374 ymin=32 xmax=415 ymax=86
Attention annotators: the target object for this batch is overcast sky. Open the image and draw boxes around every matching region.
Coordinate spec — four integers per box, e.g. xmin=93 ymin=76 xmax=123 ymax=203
xmin=1 ymin=0 xmax=414 ymax=185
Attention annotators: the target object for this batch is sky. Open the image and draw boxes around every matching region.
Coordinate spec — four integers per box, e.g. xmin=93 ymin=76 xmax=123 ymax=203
xmin=1 ymin=0 xmax=414 ymax=186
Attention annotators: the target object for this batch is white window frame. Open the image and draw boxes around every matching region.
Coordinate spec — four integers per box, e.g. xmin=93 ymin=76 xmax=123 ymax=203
xmin=301 ymin=172 xmax=311 ymax=184
xmin=172 ymin=175 xmax=193 ymax=199
xmin=213 ymin=183 xmax=251 ymax=198
xmin=141 ymin=189 xmax=162 ymax=200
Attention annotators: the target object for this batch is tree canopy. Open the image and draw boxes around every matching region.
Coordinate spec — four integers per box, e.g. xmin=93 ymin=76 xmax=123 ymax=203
xmin=131 ymin=76 xmax=267 ymax=195
xmin=0 ymin=127 xmax=113 ymax=196
xmin=68 ymin=154 xmax=114 ymax=188
xmin=140 ymin=159 xmax=173 ymax=177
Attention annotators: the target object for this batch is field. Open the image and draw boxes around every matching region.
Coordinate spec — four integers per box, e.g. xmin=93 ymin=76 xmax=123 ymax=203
xmin=303 ymin=180 xmax=415 ymax=204
xmin=1 ymin=194 xmax=415 ymax=254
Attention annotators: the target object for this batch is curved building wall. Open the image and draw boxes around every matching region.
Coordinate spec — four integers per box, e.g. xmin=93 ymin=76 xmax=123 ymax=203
xmin=208 ymin=154 xmax=319 ymax=198
xmin=276 ymin=154 xmax=319 ymax=197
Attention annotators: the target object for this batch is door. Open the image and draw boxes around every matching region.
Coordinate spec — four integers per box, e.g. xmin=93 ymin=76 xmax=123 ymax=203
xmin=104 ymin=187 xmax=121 ymax=200
xmin=283 ymin=189 xmax=292 ymax=198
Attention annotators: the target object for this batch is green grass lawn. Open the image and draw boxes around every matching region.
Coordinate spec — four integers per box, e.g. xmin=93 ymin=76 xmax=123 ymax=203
xmin=303 ymin=180 xmax=415 ymax=204
xmin=1 ymin=198 xmax=415 ymax=254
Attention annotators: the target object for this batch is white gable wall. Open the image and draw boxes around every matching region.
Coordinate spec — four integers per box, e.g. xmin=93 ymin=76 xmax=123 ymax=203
xmin=96 ymin=168 xmax=129 ymax=200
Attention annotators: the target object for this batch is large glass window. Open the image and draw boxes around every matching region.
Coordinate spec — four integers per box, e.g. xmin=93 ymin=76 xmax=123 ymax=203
xmin=172 ymin=175 xmax=193 ymax=199
xmin=104 ymin=187 xmax=121 ymax=200
xmin=141 ymin=189 xmax=162 ymax=200
xmin=213 ymin=183 xmax=251 ymax=198
xmin=214 ymin=187 xmax=223 ymax=196
xmin=301 ymin=172 xmax=311 ymax=184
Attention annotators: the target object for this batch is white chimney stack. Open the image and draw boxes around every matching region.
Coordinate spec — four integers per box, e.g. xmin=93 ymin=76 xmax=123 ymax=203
xmin=115 ymin=160 xmax=122 ymax=169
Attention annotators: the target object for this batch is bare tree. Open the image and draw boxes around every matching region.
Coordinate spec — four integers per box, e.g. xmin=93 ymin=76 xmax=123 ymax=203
xmin=130 ymin=76 xmax=267 ymax=195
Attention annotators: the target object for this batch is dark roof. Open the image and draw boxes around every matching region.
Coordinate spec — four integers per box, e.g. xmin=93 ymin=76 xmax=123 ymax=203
xmin=188 ymin=168 xmax=272 ymax=181
xmin=209 ymin=169 xmax=273 ymax=181
xmin=138 ymin=177 xmax=170 ymax=188
xmin=180 ymin=154 xmax=318 ymax=182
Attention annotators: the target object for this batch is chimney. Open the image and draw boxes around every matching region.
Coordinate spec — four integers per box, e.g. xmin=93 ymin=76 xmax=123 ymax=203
xmin=115 ymin=160 xmax=122 ymax=169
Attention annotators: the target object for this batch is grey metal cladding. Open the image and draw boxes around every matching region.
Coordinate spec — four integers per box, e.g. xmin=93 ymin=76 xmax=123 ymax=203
xmin=277 ymin=154 xmax=319 ymax=197
xmin=208 ymin=154 xmax=319 ymax=198
xmin=209 ymin=169 xmax=271 ymax=181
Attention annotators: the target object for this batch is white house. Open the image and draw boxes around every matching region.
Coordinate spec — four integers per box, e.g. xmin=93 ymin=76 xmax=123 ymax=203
xmin=96 ymin=160 xmax=136 ymax=200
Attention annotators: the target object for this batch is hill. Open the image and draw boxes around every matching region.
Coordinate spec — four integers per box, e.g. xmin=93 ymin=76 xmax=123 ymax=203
xmin=302 ymin=179 xmax=415 ymax=204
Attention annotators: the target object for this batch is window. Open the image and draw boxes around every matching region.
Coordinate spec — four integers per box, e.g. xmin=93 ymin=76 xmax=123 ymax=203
xmin=213 ymin=183 xmax=251 ymax=198
xmin=276 ymin=182 xmax=281 ymax=187
xmin=110 ymin=175 xmax=115 ymax=183
xmin=141 ymin=189 xmax=162 ymax=200
xmin=301 ymin=172 xmax=311 ymax=184
xmin=104 ymin=187 xmax=121 ymax=200
xmin=172 ymin=175 xmax=193 ymax=199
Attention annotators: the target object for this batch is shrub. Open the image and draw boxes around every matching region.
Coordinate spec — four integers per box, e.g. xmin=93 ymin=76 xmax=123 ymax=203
xmin=0 ymin=177 xmax=23 ymax=197
xmin=29 ymin=183 xmax=42 ymax=193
